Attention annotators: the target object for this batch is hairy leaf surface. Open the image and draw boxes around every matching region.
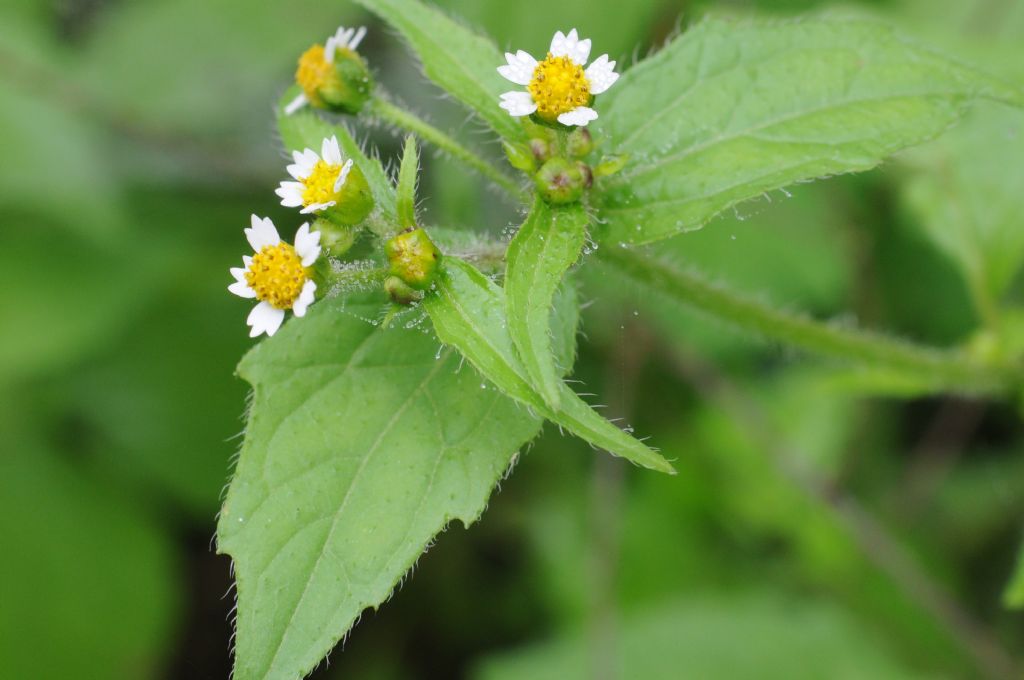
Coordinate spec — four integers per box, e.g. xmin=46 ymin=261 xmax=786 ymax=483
xmin=425 ymin=258 xmax=675 ymax=474
xmin=506 ymin=199 xmax=589 ymax=408
xmin=218 ymin=293 xmax=553 ymax=680
xmin=594 ymin=18 xmax=1024 ymax=245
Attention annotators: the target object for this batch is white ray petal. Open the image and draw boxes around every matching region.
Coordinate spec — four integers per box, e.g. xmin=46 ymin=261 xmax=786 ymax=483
xmin=499 ymin=91 xmax=537 ymax=117
xmin=301 ymin=201 xmax=336 ymax=214
xmin=333 ymin=159 xmax=354 ymax=192
xmin=245 ymin=215 xmax=280 ymax=251
xmin=276 ymin=182 xmax=305 ymax=208
xmin=229 ymin=280 xmax=257 ymax=299
xmin=498 ymin=50 xmax=537 ymax=86
xmin=585 ymin=54 xmax=619 ymax=94
xmin=557 ymin=106 xmax=598 ymax=127
xmin=551 ymin=29 xmax=591 ymax=65
xmin=292 ymin=280 xmax=317 ymax=317
xmin=284 ymin=93 xmax=308 ymax=116
xmin=294 ymin=223 xmax=322 ymax=266
xmin=349 ymin=26 xmax=367 ymax=50
xmin=322 ymin=136 xmax=342 ymax=165
xmin=247 ymin=302 xmax=285 ymax=337
xmin=291 ymin=149 xmax=318 ymax=177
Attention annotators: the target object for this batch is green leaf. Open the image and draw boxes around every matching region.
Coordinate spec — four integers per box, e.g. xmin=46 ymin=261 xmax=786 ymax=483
xmin=217 ymin=292 xmax=548 ymax=680
xmin=901 ymin=104 xmax=1024 ymax=320
xmin=594 ymin=18 xmax=1024 ymax=245
xmin=276 ymin=90 xmax=397 ymax=220
xmin=354 ymin=0 xmax=528 ymax=144
xmin=424 ymin=258 xmax=675 ymax=474
xmin=506 ymin=198 xmax=589 ymax=408
xmin=474 ymin=595 xmax=925 ymax=680
xmin=396 ymin=135 xmax=419 ymax=228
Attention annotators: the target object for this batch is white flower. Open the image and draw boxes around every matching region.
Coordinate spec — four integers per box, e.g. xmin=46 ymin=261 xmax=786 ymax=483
xmin=286 ymin=25 xmax=368 ymax=115
xmin=229 ymin=216 xmax=321 ymax=337
xmin=497 ymin=29 xmax=618 ymax=127
xmin=275 ymin=136 xmax=354 ymax=215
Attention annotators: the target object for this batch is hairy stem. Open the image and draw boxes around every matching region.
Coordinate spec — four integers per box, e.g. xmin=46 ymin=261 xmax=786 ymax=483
xmin=368 ymin=95 xmax=526 ymax=201
xmin=597 ymin=245 xmax=1019 ymax=395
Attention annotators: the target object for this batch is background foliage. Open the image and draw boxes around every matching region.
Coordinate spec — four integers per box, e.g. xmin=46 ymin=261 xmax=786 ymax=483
xmin=1 ymin=0 xmax=1023 ymax=678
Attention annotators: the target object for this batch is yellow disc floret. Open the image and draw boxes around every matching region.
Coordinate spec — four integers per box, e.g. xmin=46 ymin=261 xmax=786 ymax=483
xmin=295 ymin=45 xmax=338 ymax=103
xmin=528 ymin=53 xmax=591 ymax=121
xmin=301 ymin=160 xmax=343 ymax=207
xmin=245 ymin=243 xmax=308 ymax=309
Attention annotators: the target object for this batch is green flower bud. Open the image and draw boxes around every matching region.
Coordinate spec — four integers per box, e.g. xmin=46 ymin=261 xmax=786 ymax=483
xmin=385 ymin=227 xmax=441 ymax=290
xmin=530 ymin=138 xmax=552 ymax=163
xmin=534 ymin=157 xmax=586 ymax=205
xmin=566 ymin=128 xmax=593 ymax=158
xmin=312 ymin=218 xmax=357 ymax=257
xmin=384 ymin=275 xmax=423 ymax=305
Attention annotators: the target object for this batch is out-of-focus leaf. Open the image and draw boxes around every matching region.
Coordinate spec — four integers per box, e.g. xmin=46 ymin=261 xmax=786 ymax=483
xmin=594 ymin=17 xmax=1024 ymax=245
xmin=506 ymin=198 xmax=589 ymax=407
xmin=425 ymin=258 xmax=674 ymax=473
xmin=474 ymin=594 xmax=924 ymax=680
xmin=217 ymin=292 xmax=551 ymax=680
xmin=1004 ymin=543 xmax=1024 ymax=608
xmin=354 ymin=0 xmax=529 ymax=144
xmin=901 ymin=105 xmax=1024 ymax=314
xmin=0 ymin=218 xmax=147 ymax=383
xmin=0 ymin=438 xmax=178 ymax=680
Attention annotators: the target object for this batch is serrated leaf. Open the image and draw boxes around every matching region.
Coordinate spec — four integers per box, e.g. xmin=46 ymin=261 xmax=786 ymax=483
xmin=217 ymin=292 xmax=555 ymax=680
xmin=506 ymin=198 xmax=589 ymax=408
xmin=276 ymin=90 xmax=397 ymax=220
xmin=396 ymin=135 xmax=419 ymax=228
xmin=424 ymin=258 xmax=675 ymax=474
xmin=594 ymin=18 xmax=1024 ymax=245
xmin=354 ymin=0 xmax=528 ymax=144
xmin=902 ymin=104 xmax=1024 ymax=316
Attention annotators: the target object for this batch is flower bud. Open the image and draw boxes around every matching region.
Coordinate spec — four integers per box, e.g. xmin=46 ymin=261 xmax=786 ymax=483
xmin=385 ymin=227 xmax=441 ymax=290
xmin=384 ymin=275 xmax=423 ymax=305
xmin=566 ymin=128 xmax=593 ymax=158
xmin=312 ymin=218 xmax=357 ymax=257
xmin=534 ymin=157 xmax=586 ymax=205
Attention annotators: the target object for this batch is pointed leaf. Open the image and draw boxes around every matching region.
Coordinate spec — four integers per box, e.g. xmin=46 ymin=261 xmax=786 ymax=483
xmin=354 ymin=0 xmax=528 ymax=144
xmin=396 ymin=135 xmax=419 ymax=228
xmin=218 ymin=293 xmax=548 ymax=680
xmin=506 ymin=198 xmax=589 ymax=408
xmin=424 ymin=258 xmax=675 ymax=474
xmin=594 ymin=18 xmax=1024 ymax=245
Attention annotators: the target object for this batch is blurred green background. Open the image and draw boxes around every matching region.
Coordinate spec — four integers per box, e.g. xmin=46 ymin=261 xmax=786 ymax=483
xmin=2 ymin=0 xmax=1023 ymax=678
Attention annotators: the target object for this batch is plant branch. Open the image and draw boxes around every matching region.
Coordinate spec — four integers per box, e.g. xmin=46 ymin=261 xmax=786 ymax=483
xmin=597 ymin=245 xmax=1020 ymax=396
xmin=368 ymin=95 xmax=527 ymax=202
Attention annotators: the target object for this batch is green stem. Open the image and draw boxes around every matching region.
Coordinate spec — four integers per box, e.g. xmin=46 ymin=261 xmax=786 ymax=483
xmin=369 ymin=95 xmax=526 ymax=201
xmin=598 ymin=246 xmax=1020 ymax=395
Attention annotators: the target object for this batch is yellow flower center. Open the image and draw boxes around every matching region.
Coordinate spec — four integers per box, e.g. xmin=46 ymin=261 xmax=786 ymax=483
xmin=528 ymin=53 xmax=591 ymax=121
xmin=295 ymin=45 xmax=337 ymax=101
xmin=245 ymin=243 xmax=308 ymax=310
xmin=301 ymin=160 xmax=343 ymax=207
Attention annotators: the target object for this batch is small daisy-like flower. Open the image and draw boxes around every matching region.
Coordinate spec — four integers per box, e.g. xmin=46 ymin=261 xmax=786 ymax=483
xmin=275 ymin=136 xmax=354 ymax=215
xmin=498 ymin=29 xmax=619 ymax=127
xmin=285 ymin=25 xmax=369 ymax=115
xmin=229 ymin=216 xmax=321 ymax=337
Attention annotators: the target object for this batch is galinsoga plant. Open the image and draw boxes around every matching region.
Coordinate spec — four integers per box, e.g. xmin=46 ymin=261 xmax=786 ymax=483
xmin=218 ymin=2 xmax=1024 ymax=678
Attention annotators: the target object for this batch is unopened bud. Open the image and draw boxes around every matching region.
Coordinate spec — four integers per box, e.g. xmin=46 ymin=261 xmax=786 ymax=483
xmin=594 ymin=154 xmax=629 ymax=178
xmin=534 ymin=157 xmax=586 ymax=205
xmin=312 ymin=218 xmax=357 ymax=257
xmin=384 ymin=275 xmax=423 ymax=305
xmin=504 ymin=141 xmax=536 ymax=173
xmin=385 ymin=227 xmax=441 ymax=290
xmin=566 ymin=128 xmax=593 ymax=158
